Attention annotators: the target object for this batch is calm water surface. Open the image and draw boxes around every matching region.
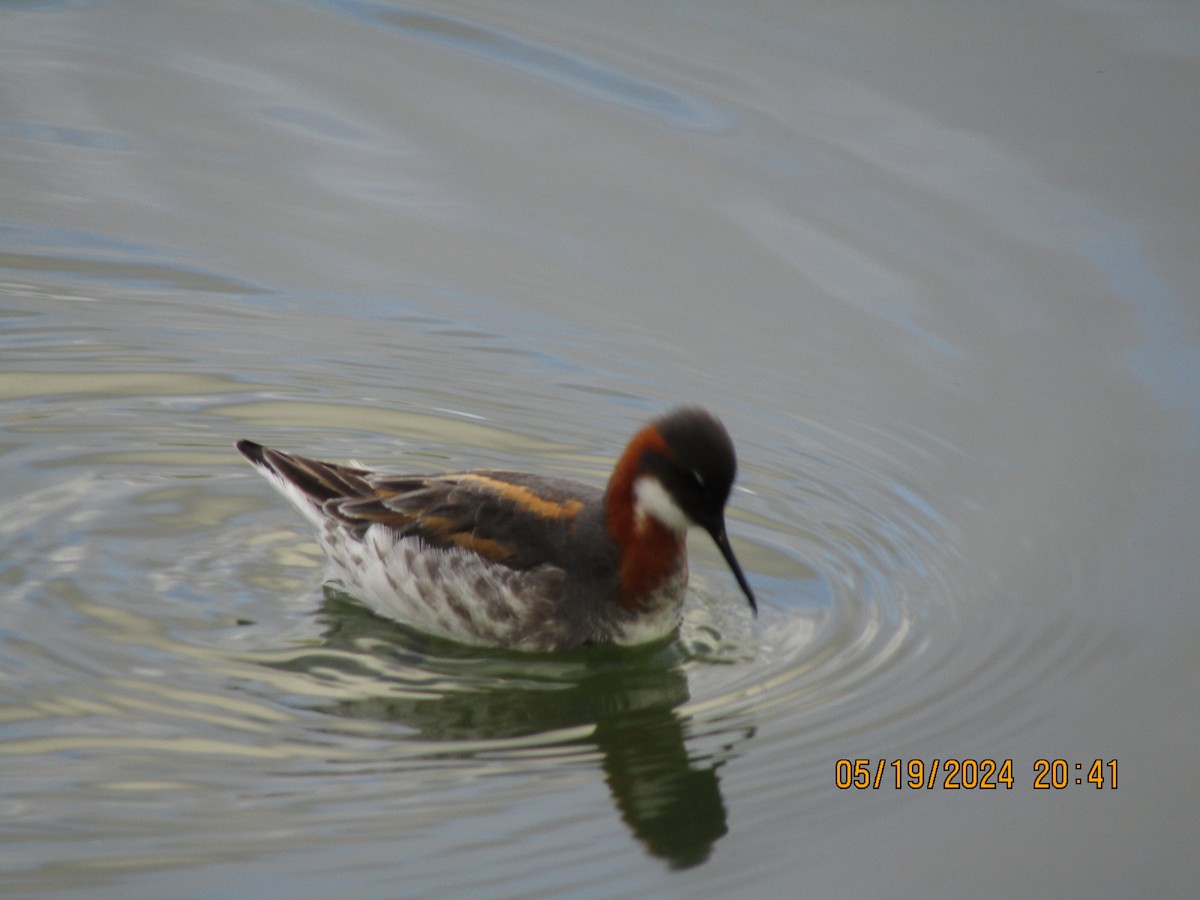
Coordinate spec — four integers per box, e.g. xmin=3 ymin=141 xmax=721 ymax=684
xmin=2 ymin=1 xmax=1198 ymax=896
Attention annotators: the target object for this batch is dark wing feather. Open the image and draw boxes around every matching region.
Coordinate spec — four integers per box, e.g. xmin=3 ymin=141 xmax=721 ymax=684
xmin=238 ymin=440 xmax=609 ymax=573
xmin=335 ymin=472 xmax=605 ymax=571
xmin=237 ymin=440 xmax=374 ymax=501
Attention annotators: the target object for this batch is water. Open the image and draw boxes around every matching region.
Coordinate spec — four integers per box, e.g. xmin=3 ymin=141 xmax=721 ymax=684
xmin=3 ymin=1 xmax=1198 ymax=896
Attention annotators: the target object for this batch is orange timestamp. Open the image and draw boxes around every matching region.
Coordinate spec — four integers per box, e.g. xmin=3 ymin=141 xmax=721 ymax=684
xmin=835 ymin=758 xmax=1118 ymax=790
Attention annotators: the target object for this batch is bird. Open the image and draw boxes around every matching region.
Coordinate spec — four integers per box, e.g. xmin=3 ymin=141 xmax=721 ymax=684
xmin=235 ymin=407 xmax=756 ymax=652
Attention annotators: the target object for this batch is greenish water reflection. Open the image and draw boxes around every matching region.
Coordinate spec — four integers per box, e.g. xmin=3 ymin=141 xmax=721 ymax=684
xmin=259 ymin=589 xmax=747 ymax=868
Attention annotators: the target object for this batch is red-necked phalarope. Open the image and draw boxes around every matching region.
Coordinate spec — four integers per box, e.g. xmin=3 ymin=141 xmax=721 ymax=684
xmin=236 ymin=407 xmax=756 ymax=652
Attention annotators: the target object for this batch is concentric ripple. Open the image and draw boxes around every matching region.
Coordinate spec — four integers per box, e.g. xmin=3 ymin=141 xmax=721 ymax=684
xmin=0 ymin=393 xmax=1110 ymax=881
xmin=0 ymin=275 xmax=1112 ymax=877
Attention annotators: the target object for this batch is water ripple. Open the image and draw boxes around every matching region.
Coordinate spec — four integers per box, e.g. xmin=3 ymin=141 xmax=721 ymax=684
xmin=327 ymin=1 xmax=732 ymax=131
xmin=0 ymin=400 xmax=1111 ymax=872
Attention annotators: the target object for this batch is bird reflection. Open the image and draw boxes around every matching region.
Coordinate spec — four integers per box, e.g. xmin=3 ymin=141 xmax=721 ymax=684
xmin=593 ymin=707 xmax=731 ymax=869
xmin=269 ymin=588 xmax=748 ymax=868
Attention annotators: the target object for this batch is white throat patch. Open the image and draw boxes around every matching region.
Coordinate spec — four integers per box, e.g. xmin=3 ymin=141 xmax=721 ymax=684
xmin=634 ymin=475 xmax=691 ymax=533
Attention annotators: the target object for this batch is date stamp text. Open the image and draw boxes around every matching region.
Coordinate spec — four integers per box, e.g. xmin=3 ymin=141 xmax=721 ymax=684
xmin=835 ymin=758 xmax=1118 ymax=790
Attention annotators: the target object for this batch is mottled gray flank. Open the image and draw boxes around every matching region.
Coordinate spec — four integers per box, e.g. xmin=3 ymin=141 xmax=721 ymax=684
xmin=315 ymin=521 xmax=685 ymax=652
